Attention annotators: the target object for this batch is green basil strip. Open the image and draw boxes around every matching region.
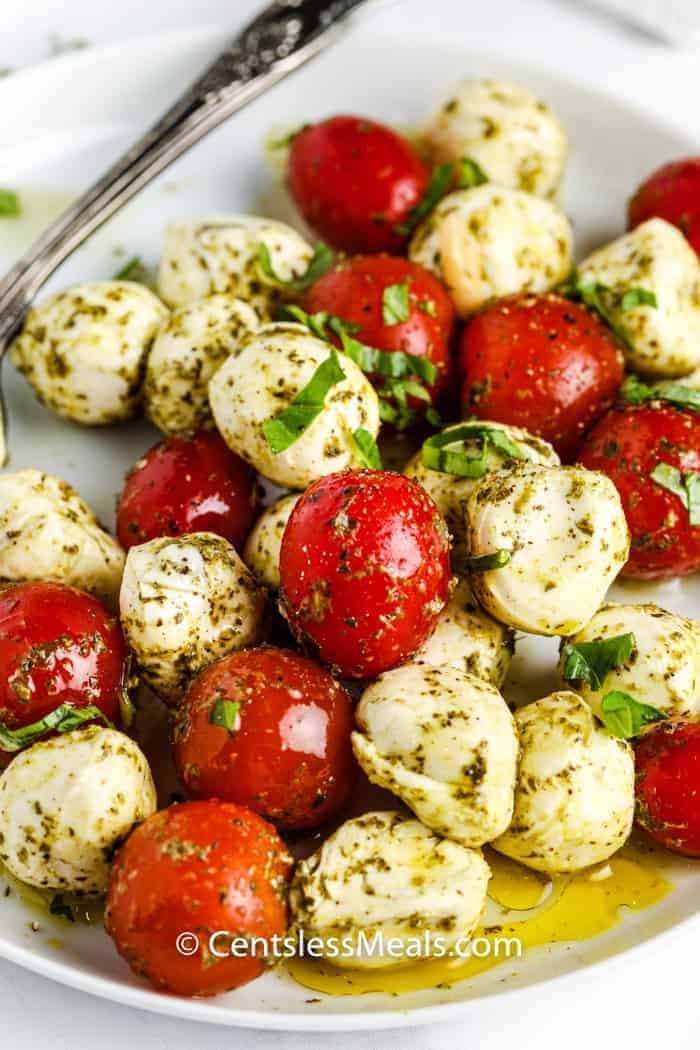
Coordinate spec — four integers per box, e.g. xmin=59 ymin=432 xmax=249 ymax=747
xmin=685 ymin=472 xmax=700 ymax=526
xmin=651 ymin=462 xmax=688 ymax=507
xmin=113 ymin=255 xmax=153 ymax=285
xmin=0 ymin=703 xmax=114 ymax=753
xmin=208 ymin=699 xmax=240 ymax=734
xmin=467 ymin=549 xmax=512 ymax=572
xmin=257 ymin=242 xmax=333 ymax=292
xmin=559 ymin=269 xmax=656 ymax=350
xmin=418 ymin=298 xmax=437 ymax=317
xmin=620 ymin=287 xmax=658 ymax=311
xmin=263 ymin=350 xmax=346 ymax=454
xmin=0 ymin=189 xmax=20 ymax=217
xmin=332 ymin=321 xmax=437 ymax=385
xmin=422 ymin=423 xmax=525 ymax=478
xmin=456 ymin=156 xmax=488 ymax=189
xmin=382 ymin=282 xmax=410 ymax=325
xmin=600 ymin=690 xmax=667 ymax=739
xmin=620 ymin=374 xmax=700 ymax=414
xmin=49 ymin=895 xmax=75 ymax=922
xmin=561 ymin=632 xmax=636 ymax=691
xmin=395 ymin=162 xmax=455 ymax=235
xmin=352 ymin=428 xmax=383 ymax=469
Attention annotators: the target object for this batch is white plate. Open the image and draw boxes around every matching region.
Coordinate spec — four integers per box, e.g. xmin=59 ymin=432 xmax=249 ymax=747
xmin=1 ymin=23 xmax=700 ymax=1032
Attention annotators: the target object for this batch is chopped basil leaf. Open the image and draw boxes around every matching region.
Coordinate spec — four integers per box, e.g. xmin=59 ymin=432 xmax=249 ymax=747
xmin=561 ymin=632 xmax=636 ymax=690
xmin=686 ymin=472 xmax=700 ymax=526
xmin=600 ymin=690 xmax=667 ymax=739
xmin=279 ymin=304 xmax=339 ymax=341
xmin=418 ymin=298 xmax=437 ymax=317
xmin=456 ymin=156 xmax=488 ymax=188
xmin=352 ymin=428 xmax=383 ymax=469
xmin=208 ymin=699 xmax=240 ymax=734
xmin=49 ymin=895 xmax=75 ymax=922
xmin=651 ymin=462 xmax=688 ymax=506
xmin=113 ymin=255 xmax=154 ymax=285
xmin=0 ymin=703 xmax=114 ymax=753
xmin=0 ymin=189 xmax=20 ymax=217
xmin=331 ymin=320 xmax=437 ymax=385
xmin=382 ymin=282 xmax=410 ymax=326
xmin=620 ymin=374 xmax=700 ymax=414
xmin=620 ymin=287 xmax=658 ymax=311
xmin=268 ymin=124 xmax=308 ymax=150
xmin=395 ymin=163 xmax=454 ymax=236
xmin=421 ymin=423 xmax=525 ymax=478
xmin=263 ymin=350 xmax=345 ymax=454
xmin=257 ymin=242 xmax=333 ymax=292
xmin=467 ymin=550 xmax=512 ymax=572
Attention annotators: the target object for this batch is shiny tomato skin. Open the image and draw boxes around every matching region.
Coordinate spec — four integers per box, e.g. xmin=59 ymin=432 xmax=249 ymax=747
xmin=578 ymin=402 xmax=700 ymax=579
xmin=459 ymin=294 xmax=625 ymax=460
xmin=629 ymin=158 xmax=700 ymax=255
xmin=172 ymin=648 xmax=355 ymax=830
xmin=287 ymin=116 xmax=429 ymax=254
xmin=117 ymin=430 xmax=258 ymax=551
xmin=635 ymin=722 xmax=700 ymax=856
xmin=0 ymin=582 xmax=125 ymax=739
xmin=304 ymin=254 xmax=455 ymax=404
xmin=279 ymin=471 xmax=451 ymax=679
xmin=105 ymin=800 xmax=292 ymax=997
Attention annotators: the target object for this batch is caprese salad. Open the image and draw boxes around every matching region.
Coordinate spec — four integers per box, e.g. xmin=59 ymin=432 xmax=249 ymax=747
xmin=2 ymin=74 xmax=700 ymax=1000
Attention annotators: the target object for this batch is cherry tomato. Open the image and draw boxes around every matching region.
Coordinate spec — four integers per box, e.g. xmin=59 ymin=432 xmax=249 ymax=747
xmin=458 ymin=294 xmax=624 ymax=460
xmin=635 ymin=721 xmax=700 ymax=856
xmin=287 ymin=115 xmax=429 ymax=254
xmin=117 ymin=430 xmax=258 ymax=551
xmin=629 ymin=157 xmax=700 ymax=256
xmin=106 ymin=800 xmax=292 ymax=997
xmin=0 ymin=582 xmax=126 ymax=746
xmin=172 ymin=647 xmax=355 ymax=830
xmin=304 ymin=254 xmax=455 ymax=409
xmin=279 ymin=471 xmax=450 ymax=679
xmin=578 ymin=402 xmax=700 ymax=579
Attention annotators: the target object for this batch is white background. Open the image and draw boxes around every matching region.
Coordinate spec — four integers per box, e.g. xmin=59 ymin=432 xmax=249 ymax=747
xmin=0 ymin=0 xmax=699 ymax=1047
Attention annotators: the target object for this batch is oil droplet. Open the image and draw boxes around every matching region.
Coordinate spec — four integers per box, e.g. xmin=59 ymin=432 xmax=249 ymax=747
xmin=286 ymin=843 xmax=672 ymax=997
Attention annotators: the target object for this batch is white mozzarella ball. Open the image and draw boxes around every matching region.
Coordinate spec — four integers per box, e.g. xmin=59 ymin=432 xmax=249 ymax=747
xmin=242 ymin=493 xmax=299 ymax=591
xmin=119 ymin=532 xmax=265 ymax=702
xmin=209 ymin=323 xmax=380 ymax=489
xmin=352 ymin=663 xmax=518 ymax=847
xmin=143 ymin=294 xmax=260 ymax=434
xmin=577 ymin=219 xmax=700 ymax=378
xmin=0 ymin=469 xmax=124 ymax=604
xmin=0 ymin=727 xmax=156 ymax=893
xmin=289 ymin=811 xmax=490 ymax=969
xmin=412 ymin=577 xmax=515 ymax=686
xmin=9 ymin=282 xmax=168 ymax=425
xmin=404 ymin=421 xmax=559 ymax=558
xmin=409 ymin=185 xmax=572 ymax=317
xmin=157 ymin=216 xmax=314 ymax=317
xmin=423 ymin=78 xmax=567 ymax=199
xmin=466 ymin=464 xmax=629 ymax=636
xmin=561 ymin=603 xmax=700 ymax=722
xmin=492 ymin=691 xmax=634 ymax=873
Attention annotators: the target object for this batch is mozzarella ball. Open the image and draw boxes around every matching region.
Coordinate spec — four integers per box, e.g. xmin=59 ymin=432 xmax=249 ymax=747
xmin=9 ymin=282 xmax=168 ymax=425
xmin=119 ymin=532 xmax=265 ymax=702
xmin=0 ymin=726 xmax=156 ymax=893
xmin=561 ymin=603 xmax=700 ymax=722
xmin=157 ymin=216 xmax=314 ymax=317
xmin=242 ymin=493 xmax=299 ymax=591
xmin=409 ymin=185 xmax=572 ymax=317
xmin=493 ymin=691 xmax=634 ymax=873
xmin=352 ymin=663 xmax=518 ymax=847
xmin=143 ymin=294 xmax=260 ymax=434
xmin=423 ymin=78 xmax=567 ymax=199
xmin=0 ymin=469 xmax=124 ymax=604
xmin=209 ymin=323 xmax=380 ymax=489
xmin=578 ymin=219 xmax=700 ymax=378
xmin=466 ymin=464 xmax=629 ymax=636
xmin=404 ymin=421 xmax=559 ymax=559
xmin=412 ymin=577 xmax=515 ymax=686
xmin=289 ymin=811 xmax=490 ymax=968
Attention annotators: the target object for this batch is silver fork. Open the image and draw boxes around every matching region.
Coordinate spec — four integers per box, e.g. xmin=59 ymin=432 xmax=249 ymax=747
xmin=0 ymin=0 xmax=385 ymax=464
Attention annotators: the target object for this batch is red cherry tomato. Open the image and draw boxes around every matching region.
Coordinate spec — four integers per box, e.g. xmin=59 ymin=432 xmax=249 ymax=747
xmin=578 ymin=402 xmax=700 ymax=579
xmin=304 ymin=255 xmax=455 ymax=408
xmin=287 ymin=115 xmax=429 ymax=254
xmin=117 ymin=430 xmax=258 ymax=551
xmin=0 ymin=582 xmax=126 ymax=746
xmin=629 ymin=157 xmax=700 ymax=256
xmin=172 ymin=647 xmax=355 ymax=830
xmin=279 ymin=471 xmax=450 ymax=679
xmin=106 ymin=800 xmax=292 ymax=997
xmin=635 ymin=721 xmax=700 ymax=856
xmin=459 ymin=294 xmax=624 ymax=460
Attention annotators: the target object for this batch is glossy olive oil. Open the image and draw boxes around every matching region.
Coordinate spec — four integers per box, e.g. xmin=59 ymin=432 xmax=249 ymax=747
xmin=1 ymin=864 xmax=104 ymax=927
xmin=286 ymin=843 xmax=671 ymax=996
